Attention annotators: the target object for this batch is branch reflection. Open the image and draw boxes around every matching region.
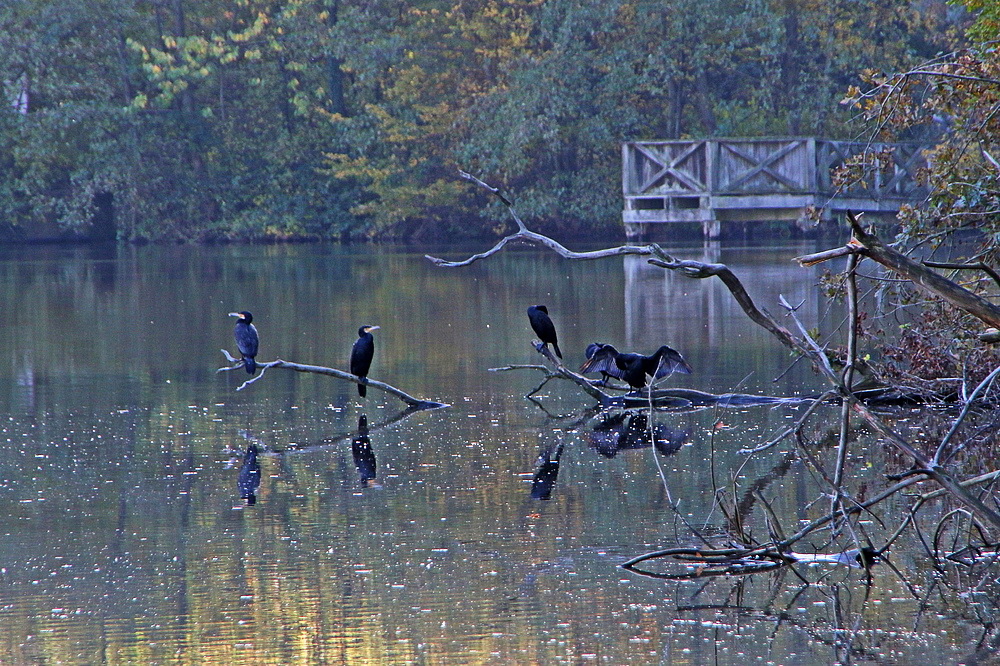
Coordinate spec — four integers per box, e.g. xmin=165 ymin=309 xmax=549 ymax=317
xmin=232 ymin=405 xmax=428 ymax=503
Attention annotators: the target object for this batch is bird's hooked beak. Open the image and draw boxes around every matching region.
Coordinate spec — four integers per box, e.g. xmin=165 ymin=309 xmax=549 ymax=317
xmin=364 ymin=325 xmax=381 ymax=333
xmin=229 ymin=312 xmax=245 ymax=320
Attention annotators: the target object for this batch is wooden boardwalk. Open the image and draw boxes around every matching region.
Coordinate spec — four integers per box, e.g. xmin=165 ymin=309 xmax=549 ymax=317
xmin=622 ymin=138 xmax=928 ymax=238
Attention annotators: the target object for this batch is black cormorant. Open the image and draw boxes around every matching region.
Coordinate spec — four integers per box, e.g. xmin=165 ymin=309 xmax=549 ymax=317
xmin=229 ymin=311 xmax=259 ymax=374
xmin=350 ymin=325 xmax=380 ymax=397
xmin=238 ymin=443 xmax=261 ymax=505
xmin=527 ymin=305 xmax=562 ymax=359
xmin=580 ymin=343 xmax=691 ymax=389
xmin=584 ymin=342 xmax=618 ymax=384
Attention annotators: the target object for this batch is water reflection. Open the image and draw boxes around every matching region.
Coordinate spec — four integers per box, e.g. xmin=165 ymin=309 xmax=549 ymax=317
xmin=585 ymin=411 xmax=689 ymax=458
xmin=529 ymin=440 xmax=563 ymax=500
xmin=351 ymin=414 xmax=379 ymax=488
xmin=237 ymin=443 xmax=261 ymax=505
xmin=622 ymin=243 xmax=829 ymax=396
xmin=0 ymin=242 xmax=980 ymax=665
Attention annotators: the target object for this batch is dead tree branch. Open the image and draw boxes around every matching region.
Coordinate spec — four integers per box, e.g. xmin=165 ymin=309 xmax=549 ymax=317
xmin=425 ymin=171 xmax=675 ymax=268
xmin=922 ymin=259 xmax=1000 ymax=292
xmin=524 ymin=341 xmax=615 ymax=404
xmin=796 ymin=212 xmax=1000 ymax=330
xmin=430 ymin=173 xmax=1000 ymax=534
xmin=779 ymin=301 xmax=1000 ymax=532
xmin=218 ymin=350 xmax=448 ymax=409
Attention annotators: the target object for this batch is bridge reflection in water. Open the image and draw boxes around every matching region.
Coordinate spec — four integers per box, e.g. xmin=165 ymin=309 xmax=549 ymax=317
xmin=623 ymin=243 xmax=834 ymax=395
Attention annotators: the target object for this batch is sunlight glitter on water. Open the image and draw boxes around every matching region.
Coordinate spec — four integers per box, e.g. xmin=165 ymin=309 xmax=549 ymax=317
xmin=0 ymin=242 xmax=979 ymax=665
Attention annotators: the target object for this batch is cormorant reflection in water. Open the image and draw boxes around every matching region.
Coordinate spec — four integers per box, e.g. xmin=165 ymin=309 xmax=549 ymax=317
xmin=352 ymin=414 xmax=380 ymax=488
xmin=587 ymin=412 xmax=689 ymax=459
xmin=238 ymin=443 xmax=261 ymax=505
xmin=530 ymin=441 xmax=564 ymax=500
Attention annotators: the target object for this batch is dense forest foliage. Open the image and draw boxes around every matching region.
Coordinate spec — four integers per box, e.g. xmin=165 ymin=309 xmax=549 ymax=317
xmin=0 ymin=0 xmax=968 ymax=241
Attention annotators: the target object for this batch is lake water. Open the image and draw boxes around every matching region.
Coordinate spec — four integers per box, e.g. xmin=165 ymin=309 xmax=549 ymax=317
xmin=0 ymin=240 xmax=986 ymax=664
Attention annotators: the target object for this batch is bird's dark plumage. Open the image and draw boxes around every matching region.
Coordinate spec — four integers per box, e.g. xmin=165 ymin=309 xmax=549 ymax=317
xmin=350 ymin=325 xmax=380 ymax=397
xmin=580 ymin=343 xmax=691 ymax=389
xmin=527 ymin=305 xmax=562 ymax=359
xmin=585 ymin=342 xmax=617 ymax=384
xmin=230 ymin=311 xmax=259 ymax=374
xmin=238 ymin=443 xmax=261 ymax=505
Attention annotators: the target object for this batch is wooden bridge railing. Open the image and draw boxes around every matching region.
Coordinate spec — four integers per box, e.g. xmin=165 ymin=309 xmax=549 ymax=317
xmin=622 ymin=137 xmax=928 ymax=238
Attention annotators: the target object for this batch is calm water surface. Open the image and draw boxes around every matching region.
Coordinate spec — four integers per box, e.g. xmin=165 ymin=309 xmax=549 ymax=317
xmin=0 ymin=241 xmax=978 ymax=664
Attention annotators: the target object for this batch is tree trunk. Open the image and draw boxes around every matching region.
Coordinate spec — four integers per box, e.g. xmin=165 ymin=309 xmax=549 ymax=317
xmin=780 ymin=0 xmax=801 ymax=134
xmin=326 ymin=0 xmax=347 ymax=116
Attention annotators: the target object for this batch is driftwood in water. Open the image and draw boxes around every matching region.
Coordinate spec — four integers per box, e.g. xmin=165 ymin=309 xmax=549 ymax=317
xmin=621 ymin=543 xmax=878 ymax=580
xmin=491 ymin=344 xmax=793 ymax=409
xmin=493 ymin=356 xmax=812 ymax=409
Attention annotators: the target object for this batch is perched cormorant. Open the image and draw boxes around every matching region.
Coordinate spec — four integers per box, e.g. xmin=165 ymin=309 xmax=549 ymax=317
xmin=229 ymin=311 xmax=259 ymax=374
xmin=527 ymin=305 xmax=562 ymax=359
xmin=580 ymin=343 xmax=692 ymax=389
xmin=584 ymin=342 xmax=618 ymax=385
xmin=350 ymin=325 xmax=380 ymax=397
xmin=238 ymin=443 xmax=261 ymax=505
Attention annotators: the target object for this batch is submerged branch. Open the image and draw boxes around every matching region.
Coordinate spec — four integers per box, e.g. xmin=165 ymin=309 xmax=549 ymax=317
xmin=493 ymin=347 xmax=800 ymax=409
xmin=218 ymin=350 xmax=448 ymax=409
xmin=621 ymin=544 xmax=876 ymax=580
